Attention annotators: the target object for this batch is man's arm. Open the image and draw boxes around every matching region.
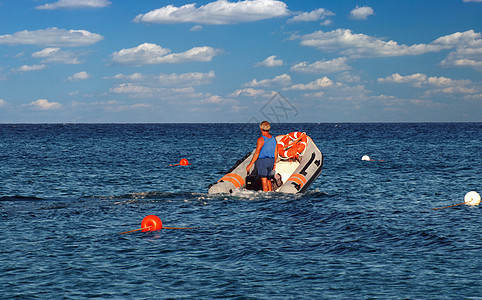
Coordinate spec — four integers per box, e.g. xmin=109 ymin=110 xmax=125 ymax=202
xmin=246 ymin=137 xmax=264 ymax=174
xmin=273 ymin=141 xmax=278 ymax=170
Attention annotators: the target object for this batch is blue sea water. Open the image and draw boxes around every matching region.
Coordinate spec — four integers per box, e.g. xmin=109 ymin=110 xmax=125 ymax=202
xmin=0 ymin=123 xmax=480 ymax=299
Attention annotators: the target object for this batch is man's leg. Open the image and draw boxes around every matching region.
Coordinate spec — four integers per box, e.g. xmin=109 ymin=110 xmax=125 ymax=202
xmin=260 ymin=177 xmax=270 ymax=191
xmin=267 ymin=178 xmax=273 ymax=191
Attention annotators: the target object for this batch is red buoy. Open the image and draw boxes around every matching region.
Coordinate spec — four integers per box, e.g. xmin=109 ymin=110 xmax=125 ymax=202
xmin=179 ymin=158 xmax=189 ymax=166
xmin=141 ymin=215 xmax=163 ymax=232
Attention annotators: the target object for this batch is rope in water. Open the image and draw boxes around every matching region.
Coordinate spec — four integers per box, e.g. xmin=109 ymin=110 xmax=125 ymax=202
xmin=431 ymin=202 xmax=465 ymax=210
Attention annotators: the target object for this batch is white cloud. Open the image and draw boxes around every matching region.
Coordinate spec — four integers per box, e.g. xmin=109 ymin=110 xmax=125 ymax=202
xmin=0 ymin=99 xmax=6 ymax=107
xmin=13 ymin=64 xmax=47 ymax=72
xmin=291 ymin=57 xmax=350 ymax=74
xmin=110 ymin=73 xmax=145 ymax=81
xmin=110 ymin=71 xmax=215 ymax=87
xmin=378 ymin=73 xmax=471 ymax=87
xmin=463 ymin=0 xmax=482 ymax=2
xmin=296 ymin=29 xmax=482 ymax=70
xmin=243 ymin=74 xmax=291 ymax=87
xmin=191 ymin=25 xmax=203 ymax=32
xmin=157 ymin=71 xmax=215 ymax=86
xmin=0 ymin=27 xmax=103 ymax=47
xmin=285 ymin=77 xmax=333 ymax=90
xmin=297 ymin=29 xmax=481 ymax=58
xmin=378 ymin=73 xmax=478 ymax=95
xmin=75 ymin=100 xmax=153 ymax=112
xmin=111 ymin=43 xmax=221 ymax=65
xmin=437 ymin=31 xmax=482 ymax=71
xmin=349 ymin=6 xmax=374 ymax=20
xmin=255 ymin=55 xmax=283 ymax=67
xmin=320 ymin=19 xmax=332 ymax=26
xmin=32 ymin=48 xmax=82 ymax=64
xmin=200 ymin=95 xmax=224 ymax=104
xmin=29 ymin=99 xmax=62 ymax=110
xmin=432 ymin=30 xmax=481 ymax=46
xmin=36 ymin=0 xmax=111 ymax=9
xmin=68 ymin=71 xmax=90 ymax=81
xmin=109 ymin=84 xmax=164 ymax=98
xmin=378 ymin=73 xmax=427 ymax=85
xmin=107 ymin=70 xmax=218 ymax=100
xmin=288 ymin=8 xmax=334 ymax=23
xmin=134 ymin=0 xmax=289 ymax=24
xmin=229 ymin=88 xmax=275 ymax=98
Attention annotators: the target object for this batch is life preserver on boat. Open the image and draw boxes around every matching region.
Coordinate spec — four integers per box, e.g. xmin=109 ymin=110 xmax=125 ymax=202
xmin=277 ymin=132 xmax=307 ymax=159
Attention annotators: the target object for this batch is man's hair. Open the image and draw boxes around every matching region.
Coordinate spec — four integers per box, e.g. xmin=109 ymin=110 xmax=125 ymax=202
xmin=260 ymin=121 xmax=271 ymax=132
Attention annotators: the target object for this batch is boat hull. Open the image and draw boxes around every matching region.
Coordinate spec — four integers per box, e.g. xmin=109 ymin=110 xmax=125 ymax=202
xmin=208 ymin=134 xmax=323 ymax=194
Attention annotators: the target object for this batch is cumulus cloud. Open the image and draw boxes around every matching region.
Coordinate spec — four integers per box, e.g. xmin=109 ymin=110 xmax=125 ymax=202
xmin=111 ymin=43 xmax=221 ymax=65
xmin=29 ymin=99 xmax=61 ymax=110
xmin=296 ymin=29 xmax=482 ymax=70
xmin=110 ymin=73 xmax=145 ymax=81
xmin=378 ymin=73 xmax=478 ymax=95
xmin=32 ymin=48 xmax=82 ymax=64
xmin=36 ymin=0 xmax=111 ymax=10
xmin=229 ymin=88 xmax=275 ymax=98
xmin=13 ymin=64 xmax=47 ymax=72
xmin=68 ymin=71 xmax=89 ymax=81
xmin=378 ymin=73 xmax=471 ymax=87
xmin=255 ymin=55 xmax=283 ymax=67
xmin=109 ymin=84 xmax=164 ymax=98
xmin=0 ymin=99 xmax=6 ymax=107
xmin=108 ymin=71 xmax=216 ymax=99
xmin=243 ymin=74 xmax=291 ymax=87
xmin=134 ymin=0 xmax=289 ymax=24
xmin=288 ymin=8 xmax=334 ymax=23
xmin=291 ymin=57 xmax=350 ymax=74
xmin=285 ymin=77 xmax=333 ymax=90
xmin=157 ymin=71 xmax=215 ymax=86
xmin=297 ymin=29 xmax=482 ymax=59
xmin=0 ymin=27 xmax=103 ymax=47
xmin=437 ymin=31 xmax=482 ymax=70
xmin=200 ymin=95 xmax=224 ymax=104
xmin=110 ymin=71 xmax=215 ymax=87
xmin=109 ymin=83 xmax=215 ymax=101
xmin=349 ymin=6 xmax=374 ymax=20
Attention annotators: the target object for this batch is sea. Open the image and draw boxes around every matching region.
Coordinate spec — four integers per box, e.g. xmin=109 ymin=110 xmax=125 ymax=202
xmin=0 ymin=123 xmax=480 ymax=299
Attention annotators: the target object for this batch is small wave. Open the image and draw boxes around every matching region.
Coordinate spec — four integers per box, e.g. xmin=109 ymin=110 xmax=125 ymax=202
xmin=0 ymin=195 xmax=45 ymax=202
xmin=83 ymin=191 xmax=207 ymax=205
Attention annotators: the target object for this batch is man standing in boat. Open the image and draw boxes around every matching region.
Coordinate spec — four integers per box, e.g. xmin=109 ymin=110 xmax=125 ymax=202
xmin=246 ymin=121 xmax=278 ymax=192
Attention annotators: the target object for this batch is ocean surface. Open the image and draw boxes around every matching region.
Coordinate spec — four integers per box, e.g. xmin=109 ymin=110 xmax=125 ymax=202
xmin=0 ymin=123 xmax=480 ymax=299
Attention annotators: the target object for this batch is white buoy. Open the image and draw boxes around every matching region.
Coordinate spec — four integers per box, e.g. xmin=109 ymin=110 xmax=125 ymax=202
xmin=464 ymin=191 xmax=481 ymax=206
xmin=361 ymin=155 xmax=370 ymax=161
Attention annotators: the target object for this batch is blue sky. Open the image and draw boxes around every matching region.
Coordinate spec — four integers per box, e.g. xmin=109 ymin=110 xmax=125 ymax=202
xmin=0 ymin=0 xmax=481 ymax=123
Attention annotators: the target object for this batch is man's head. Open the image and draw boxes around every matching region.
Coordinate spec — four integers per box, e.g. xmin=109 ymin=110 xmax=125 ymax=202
xmin=260 ymin=121 xmax=271 ymax=132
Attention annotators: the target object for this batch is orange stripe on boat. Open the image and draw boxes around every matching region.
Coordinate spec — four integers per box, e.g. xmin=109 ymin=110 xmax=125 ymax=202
xmin=219 ymin=176 xmax=240 ymax=188
xmin=290 ymin=174 xmax=307 ymax=184
xmin=288 ymin=176 xmax=304 ymax=187
xmin=225 ymin=173 xmax=245 ymax=186
xmin=287 ymin=174 xmax=307 ymax=187
xmin=218 ymin=173 xmax=245 ymax=188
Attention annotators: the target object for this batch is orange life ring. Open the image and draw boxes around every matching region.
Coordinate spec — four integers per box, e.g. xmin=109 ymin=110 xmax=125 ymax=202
xmin=277 ymin=132 xmax=307 ymax=159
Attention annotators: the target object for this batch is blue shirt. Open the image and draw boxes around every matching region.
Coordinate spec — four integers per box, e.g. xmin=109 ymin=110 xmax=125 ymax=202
xmin=259 ymin=135 xmax=276 ymax=158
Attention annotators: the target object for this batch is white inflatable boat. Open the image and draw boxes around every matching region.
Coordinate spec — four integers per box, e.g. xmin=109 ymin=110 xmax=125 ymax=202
xmin=208 ymin=132 xmax=323 ymax=194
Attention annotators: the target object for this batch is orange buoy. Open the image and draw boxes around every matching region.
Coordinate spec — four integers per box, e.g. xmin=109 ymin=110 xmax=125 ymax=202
xmin=179 ymin=158 xmax=189 ymax=166
xmin=141 ymin=215 xmax=163 ymax=232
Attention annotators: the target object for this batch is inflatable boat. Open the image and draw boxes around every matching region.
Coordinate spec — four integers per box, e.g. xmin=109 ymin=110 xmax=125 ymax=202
xmin=208 ymin=132 xmax=323 ymax=194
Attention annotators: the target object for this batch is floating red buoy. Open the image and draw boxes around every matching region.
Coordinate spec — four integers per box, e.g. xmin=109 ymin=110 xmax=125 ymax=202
xmin=166 ymin=158 xmax=191 ymax=167
xmin=141 ymin=215 xmax=163 ymax=232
